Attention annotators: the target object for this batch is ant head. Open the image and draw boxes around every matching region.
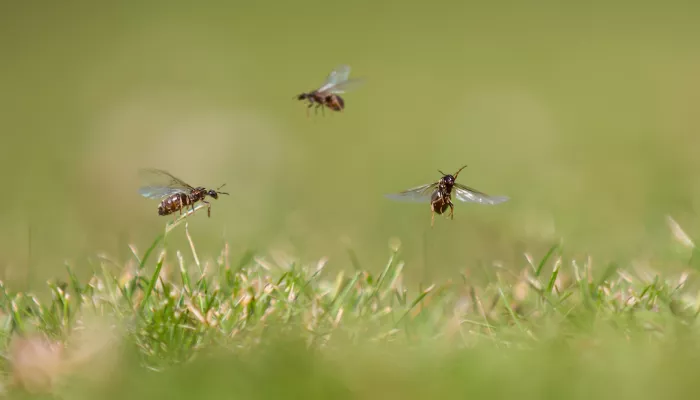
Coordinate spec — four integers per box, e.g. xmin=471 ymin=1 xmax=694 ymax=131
xmin=296 ymin=93 xmax=308 ymax=100
xmin=438 ymin=165 xmax=467 ymax=185
xmin=207 ymin=183 xmax=229 ymax=199
xmin=443 ymin=175 xmax=455 ymax=186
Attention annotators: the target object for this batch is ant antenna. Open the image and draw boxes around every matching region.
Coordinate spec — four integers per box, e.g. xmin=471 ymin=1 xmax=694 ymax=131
xmin=453 ymin=165 xmax=468 ymax=179
xmin=216 ymin=183 xmax=229 ymax=195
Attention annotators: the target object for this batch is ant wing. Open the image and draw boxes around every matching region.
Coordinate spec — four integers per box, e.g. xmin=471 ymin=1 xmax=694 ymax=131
xmin=384 ymin=182 xmax=438 ymax=203
xmin=138 ymin=168 xmax=195 ymax=189
xmin=317 ymin=64 xmax=352 ymax=93
xmin=138 ymin=168 xmax=194 ymax=199
xmin=138 ymin=186 xmax=189 ymax=200
xmin=453 ymin=183 xmax=509 ymax=205
xmin=324 ymin=78 xmax=365 ymax=94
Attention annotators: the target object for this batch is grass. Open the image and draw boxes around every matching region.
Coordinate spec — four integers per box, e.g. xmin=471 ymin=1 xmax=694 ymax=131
xmin=1 ymin=216 xmax=700 ymax=398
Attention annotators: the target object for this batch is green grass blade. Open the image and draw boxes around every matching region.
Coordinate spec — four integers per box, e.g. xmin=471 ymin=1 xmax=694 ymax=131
xmin=394 ymin=284 xmax=435 ymax=327
xmin=535 ymin=244 xmax=559 ymax=277
xmin=137 ymin=233 xmax=165 ymax=272
xmin=139 ymin=251 xmax=167 ymax=313
xmin=545 ymin=258 xmax=562 ymax=293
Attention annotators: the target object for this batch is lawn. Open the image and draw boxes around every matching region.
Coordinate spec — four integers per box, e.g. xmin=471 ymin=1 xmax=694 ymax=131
xmin=2 ymin=213 xmax=700 ymax=398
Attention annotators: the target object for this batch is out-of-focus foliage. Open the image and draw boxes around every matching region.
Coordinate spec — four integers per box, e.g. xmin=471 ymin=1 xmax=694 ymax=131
xmin=1 ymin=1 xmax=700 ymax=287
xmin=2 ymin=235 xmax=700 ymax=398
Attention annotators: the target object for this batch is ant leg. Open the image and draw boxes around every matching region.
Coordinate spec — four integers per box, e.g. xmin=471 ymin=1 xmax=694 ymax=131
xmin=431 ymin=210 xmax=435 ymax=228
xmin=448 ymin=203 xmax=455 ymax=220
xmin=202 ymin=200 xmax=211 ymax=217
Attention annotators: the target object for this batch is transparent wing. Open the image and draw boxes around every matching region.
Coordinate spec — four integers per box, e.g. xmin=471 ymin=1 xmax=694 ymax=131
xmin=138 ymin=168 xmax=193 ymax=199
xmin=317 ymin=64 xmax=351 ymax=92
xmin=138 ymin=186 xmax=188 ymax=200
xmin=453 ymin=183 xmax=509 ymax=205
xmin=138 ymin=168 xmax=194 ymax=189
xmin=323 ymin=78 xmax=365 ymax=94
xmin=384 ymin=182 xmax=438 ymax=203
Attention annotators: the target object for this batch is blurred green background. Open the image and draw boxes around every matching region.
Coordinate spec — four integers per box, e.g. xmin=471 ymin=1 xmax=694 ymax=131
xmin=82 ymin=337 xmax=700 ymax=400
xmin=1 ymin=1 xmax=700 ymax=286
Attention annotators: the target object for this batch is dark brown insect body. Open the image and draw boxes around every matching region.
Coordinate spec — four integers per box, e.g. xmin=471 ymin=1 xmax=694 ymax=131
xmin=296 ymin=64 xmax=361 ymax=117
xmin=430 ymin=177 xmax=456 ymax=217
xmin=297 ymin=92 xmax=345 ymax=115
xmin=157 ymin=187 xmax=223 ymax=217
xmin=385 ymin=165 xmax=509 ymax=227
xmin=138 ymin=169 xmax=228 ymax=219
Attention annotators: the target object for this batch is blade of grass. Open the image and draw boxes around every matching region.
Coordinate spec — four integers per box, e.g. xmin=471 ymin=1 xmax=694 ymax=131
xmin=139 ymin=250 xmax=167 ymax=313
xmin=164 ymin=203 xmax=207 ymax=235
xmin=394 ymin=284 xmax=435 ymax=327
xmin=65 ymin=263 xmax=83 ymax=308
xmin=329 ymin=272 xmax=361 ymax=317
xmin=535 ymin=243 xmax=559 ymax=277
xmin=136 ymin=233 xmax=165 ymax=272
xmin=364 ymin=249 xmax=399 ymax=310
xmin=185 ymin=222 xmax=201 ymax=272
xmin=545 ymin=257 xmax=562 ymax=293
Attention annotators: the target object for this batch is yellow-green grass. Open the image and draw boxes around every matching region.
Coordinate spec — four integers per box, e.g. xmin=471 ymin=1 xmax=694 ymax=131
xmin=2 ymin=217 xmax=700 ymax=398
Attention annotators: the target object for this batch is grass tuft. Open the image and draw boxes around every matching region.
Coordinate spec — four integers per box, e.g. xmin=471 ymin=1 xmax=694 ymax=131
xmin=2 ymin=227 xmax=700 ymax=398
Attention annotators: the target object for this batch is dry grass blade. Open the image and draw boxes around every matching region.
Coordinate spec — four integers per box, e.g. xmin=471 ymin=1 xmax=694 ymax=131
xmin=666 ymin=215 xmax=695 ymax=249
xmin=164 ymin=203 xmax=209 ymax=235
